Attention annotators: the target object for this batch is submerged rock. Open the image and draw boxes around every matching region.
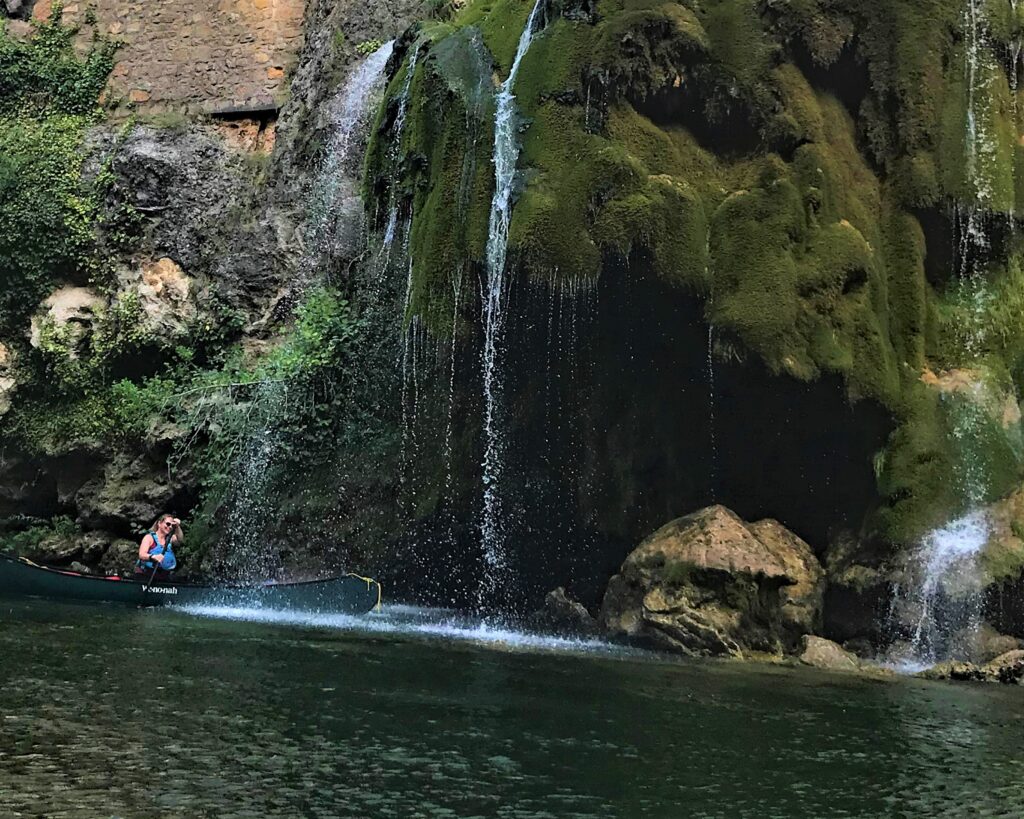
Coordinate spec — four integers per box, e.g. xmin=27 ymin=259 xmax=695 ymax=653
xmin=532 ymin=587 xmax=598 ymax=636
xmin=600 ymin=505 xmax=824 ymax=658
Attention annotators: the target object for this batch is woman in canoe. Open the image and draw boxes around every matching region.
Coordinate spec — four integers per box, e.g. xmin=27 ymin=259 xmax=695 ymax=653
xmin=135 ymin=514 xmax=182 ymax=582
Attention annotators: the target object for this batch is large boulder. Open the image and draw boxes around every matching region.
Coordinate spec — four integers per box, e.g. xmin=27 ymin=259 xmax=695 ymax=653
xmin=748 ymin=518 xmax=825 ymax=635
xmin=798 ymin=636 xmax=862 ymax=672
xmin=600 ymin=505 xmax=825 ymax=657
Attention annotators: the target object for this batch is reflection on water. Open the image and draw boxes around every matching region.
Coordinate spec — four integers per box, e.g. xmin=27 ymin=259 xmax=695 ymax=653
xmin=1 ymin=599 xmax=1023 ymax=818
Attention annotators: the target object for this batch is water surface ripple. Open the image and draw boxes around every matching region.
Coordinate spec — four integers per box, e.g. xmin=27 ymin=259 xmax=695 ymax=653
xmin=2 ymin=600 xmax=1023 ymax=818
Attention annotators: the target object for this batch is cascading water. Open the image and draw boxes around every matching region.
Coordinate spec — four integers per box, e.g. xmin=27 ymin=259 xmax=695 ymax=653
xmin=478 ymin=0 xmax=547 ymax=605
xmin=304 ymin=42 xmax=395 ymax=277
xmin=891 ymin=3 xmax=997 ymax=667
xmin=899 ymin=512 xmax=990 ymax=668
xmin=217 ymin=44 xmax=395 ymax=576
xmin=382 ymin=42 xmax=422 ymax=253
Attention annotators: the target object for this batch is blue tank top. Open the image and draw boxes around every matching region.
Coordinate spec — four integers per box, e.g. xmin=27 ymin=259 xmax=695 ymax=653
xmin=139 ymin=531 xmax=177 ymax=571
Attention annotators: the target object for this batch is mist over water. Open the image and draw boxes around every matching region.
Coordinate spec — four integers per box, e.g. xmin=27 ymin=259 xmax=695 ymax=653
xmin=176 ymin=601 xmax=622 ymax=656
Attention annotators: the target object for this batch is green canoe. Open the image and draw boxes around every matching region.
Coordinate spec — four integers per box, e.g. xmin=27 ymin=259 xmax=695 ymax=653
xmin=0 ymin=552 xmax=382 ymax=612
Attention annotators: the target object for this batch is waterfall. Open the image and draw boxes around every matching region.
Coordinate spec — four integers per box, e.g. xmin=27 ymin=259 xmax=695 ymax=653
xmin=217 ymin=44 xmax=395 ymax=577
xmin=890 ymin=4 xmax=997 ymax=666
xmin=478 ymin=0 xmax=547 ymax=604
xmin=897 ymin=512 xmax=989 ymax=669
xmin=707 ymin=324 xmax=718 ymax=500
xmin=306 ymin=42 xmax=395 ymax=274
xmin=383 ymin=42 xmax=422 ymax=251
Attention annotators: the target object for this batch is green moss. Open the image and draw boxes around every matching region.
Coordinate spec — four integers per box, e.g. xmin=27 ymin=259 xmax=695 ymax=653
xmin=366 ymin=0 xmax=1024 ymax=548
xmin=0 ymin=8 xmax=118 ymax=334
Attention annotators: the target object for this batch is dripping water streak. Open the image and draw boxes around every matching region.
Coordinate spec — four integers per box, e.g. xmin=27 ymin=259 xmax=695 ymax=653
xmin=478 ymin=0 xmax=546 ymax=604
xmin=707 ymin=324 xmax=718 ymax=500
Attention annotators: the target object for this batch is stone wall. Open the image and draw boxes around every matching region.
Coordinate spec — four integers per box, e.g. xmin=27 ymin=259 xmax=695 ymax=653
xmin=33 ymin=0 xmax=305 ymax=114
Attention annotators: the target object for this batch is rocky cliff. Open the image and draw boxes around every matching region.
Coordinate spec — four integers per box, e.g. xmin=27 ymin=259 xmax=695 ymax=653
xmin=4 ymin=0 xmax=1024 ymax=659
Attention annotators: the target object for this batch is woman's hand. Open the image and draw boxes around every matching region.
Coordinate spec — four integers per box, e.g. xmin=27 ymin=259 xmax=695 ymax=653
xmin=151 ymin=554 xmax=165 ymax=564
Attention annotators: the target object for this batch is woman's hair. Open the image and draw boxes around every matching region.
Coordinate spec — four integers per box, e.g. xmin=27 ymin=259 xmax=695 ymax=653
xmin=150 ymin=513 xmax=175 ymax=531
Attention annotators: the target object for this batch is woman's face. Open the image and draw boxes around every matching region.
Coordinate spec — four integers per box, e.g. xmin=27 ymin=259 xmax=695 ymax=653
xmin=160 ymin=518 xmax=175 ymax=534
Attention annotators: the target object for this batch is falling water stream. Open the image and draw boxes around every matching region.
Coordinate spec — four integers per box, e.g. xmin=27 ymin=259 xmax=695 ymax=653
xmin=893 ymin=1 xmax=998 ymax=668
xmin=219 ymin=44 xmax=395 ymax=576
xmin=479 ymin=0 xmax=547 ymax=604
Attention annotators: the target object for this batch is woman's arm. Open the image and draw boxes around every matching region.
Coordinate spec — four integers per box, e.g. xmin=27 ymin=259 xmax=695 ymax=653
xmin=171 ymin=519 xmax=183 ymax=547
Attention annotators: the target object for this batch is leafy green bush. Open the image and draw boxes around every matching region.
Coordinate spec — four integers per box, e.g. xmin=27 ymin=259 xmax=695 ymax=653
xmin=0 ymin=7 xmax=119 ymax=334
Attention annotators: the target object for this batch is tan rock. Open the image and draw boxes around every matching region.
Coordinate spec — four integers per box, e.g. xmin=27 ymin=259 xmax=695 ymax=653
xmin=749 ymin=518 xmax=825 ymax=634
xmin=130 ymin=257 xmax=196 ymax=335
xmin=982 ymin=649 xmax=1024 ymax=684
xmin=600 ymin=505 xmax=825 ymax=657
xmin=799 ymin=636 xmax=861 ymax=672
xmin=129 ymin=89 xmax=152 ymax=104
xmin=267 ymin=66 xmax=285 ymax=80
xmin=28 ymin=286 xmax=105 ymax=354
xmin=214 ymin=118 xmax=262 ymax=152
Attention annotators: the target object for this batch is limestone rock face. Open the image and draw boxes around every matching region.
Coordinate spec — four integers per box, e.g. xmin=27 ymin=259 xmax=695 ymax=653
xmin=600 ymin=505 xmax=825 ymax=657
xmin=118 ymin=257 xmax=197 ymax=337
xmin=798 ymin=636 xmax=862 ymax=672
xmin=73 ymin=452 xmax=180 ymax=532
xmin=99 ymin=539 xmax=143 ymax=576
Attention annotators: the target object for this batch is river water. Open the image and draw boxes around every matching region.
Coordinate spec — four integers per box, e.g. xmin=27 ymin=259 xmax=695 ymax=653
xmin=2 ymin=600 xmax=1023 ymax=818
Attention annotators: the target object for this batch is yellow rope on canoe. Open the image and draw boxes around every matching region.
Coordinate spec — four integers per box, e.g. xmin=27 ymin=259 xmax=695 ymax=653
xmin=345 ymin=573 xmax=382 ymax=611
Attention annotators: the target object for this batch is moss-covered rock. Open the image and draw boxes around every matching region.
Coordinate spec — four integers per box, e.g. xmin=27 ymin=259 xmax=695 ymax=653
xmin=364 ymin=0 xmax=1024 ymax=553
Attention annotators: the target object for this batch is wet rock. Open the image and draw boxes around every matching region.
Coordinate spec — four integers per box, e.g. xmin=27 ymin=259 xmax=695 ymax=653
xmin=99 ymin=539 xmax=141 ymax=576
xmin=69 ymin=561 xmax=91 ymax=575
xmin=982 ymin=650 xmax=1024 ymax=684
xmin=973 ymin=625 xmax=1020 ymax=664
xmin=73 ymin=452 xmax=180 ymax=532
xmin=799 ymin=636 xmax=862 ymax=672
xmin=916 ymin=661 xmax=987 ymax=682
xmin=600 ymin=505 xmax=824 ymax=657
xmin=532 ymin=587 xmax=598 ymax=635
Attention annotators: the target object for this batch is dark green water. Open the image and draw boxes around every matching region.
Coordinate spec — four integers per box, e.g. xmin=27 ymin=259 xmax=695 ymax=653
xmin=2 ymin=600 xmax=1023 ymax=818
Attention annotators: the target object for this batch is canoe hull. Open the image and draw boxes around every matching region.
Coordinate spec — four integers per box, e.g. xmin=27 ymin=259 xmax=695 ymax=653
xmin=0 ymin=553 xmax=381 ymax=613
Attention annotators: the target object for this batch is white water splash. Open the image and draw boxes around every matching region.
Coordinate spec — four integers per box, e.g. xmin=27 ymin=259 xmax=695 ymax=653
xmin=479 ymin=0 xmax=547 ymax=604
xmin=175 ymin=602 xmax=622 ymax=657
xmin=889 ymin=2 xmax=1003 ymax=669
xmin=893 ymin=512 xmax=990 ymax=670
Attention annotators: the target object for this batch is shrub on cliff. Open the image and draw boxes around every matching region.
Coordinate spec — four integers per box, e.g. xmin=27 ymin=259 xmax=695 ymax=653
xmin=0 ymin=5 xmax=118 ymax=334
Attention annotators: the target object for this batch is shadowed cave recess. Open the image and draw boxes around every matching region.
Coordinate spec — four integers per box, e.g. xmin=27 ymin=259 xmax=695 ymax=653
xmin=388 ymin=255 xmax=893 ymax=613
